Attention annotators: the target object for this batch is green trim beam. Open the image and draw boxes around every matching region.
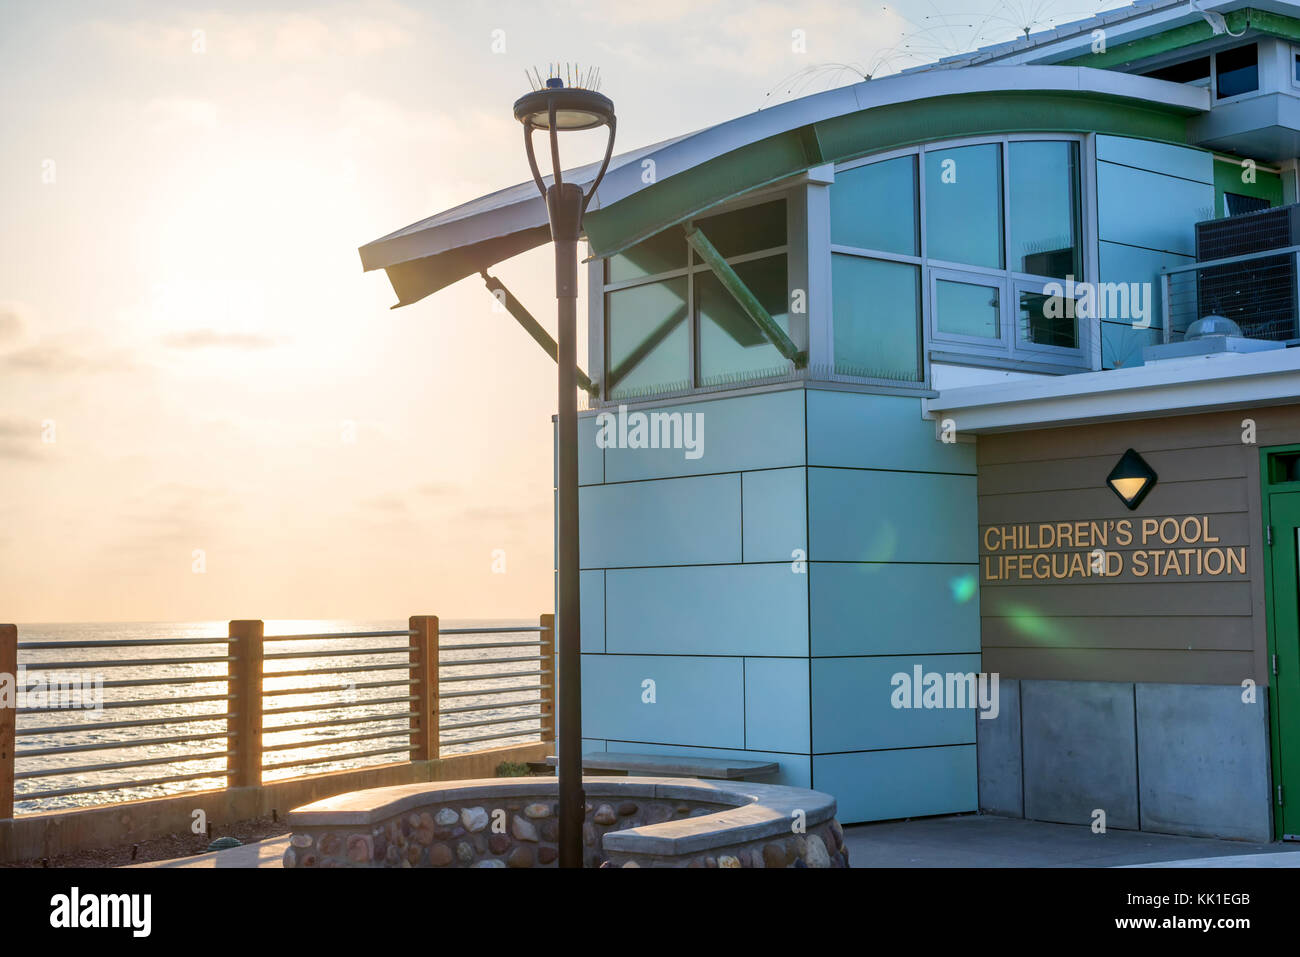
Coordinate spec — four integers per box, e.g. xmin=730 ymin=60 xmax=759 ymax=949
xmin=1061 ymin=8 xmax=1300 ymax=70
xmin=480 ymin=271 xmax=597 ymax=395
xmin=682 ymin=224 xmax=806 ymax=368
xmin=584 ymin=91 xmax=1194 ymax=259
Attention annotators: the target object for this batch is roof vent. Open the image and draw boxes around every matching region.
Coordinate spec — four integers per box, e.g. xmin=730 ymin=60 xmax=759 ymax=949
xmin=1185 ymin=314 xmax=1243 ymax=340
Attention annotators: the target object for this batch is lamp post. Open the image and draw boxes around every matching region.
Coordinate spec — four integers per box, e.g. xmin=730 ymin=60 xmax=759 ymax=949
xmin=514 ymin=74 xmax=615 ymax=868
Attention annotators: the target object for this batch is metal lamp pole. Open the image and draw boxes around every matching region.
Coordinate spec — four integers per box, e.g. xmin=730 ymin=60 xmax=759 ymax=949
xmin=514 ymin=76 xmax=616 ymax=868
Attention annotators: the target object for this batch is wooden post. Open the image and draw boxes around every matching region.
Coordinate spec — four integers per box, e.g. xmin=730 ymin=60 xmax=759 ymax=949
xmin=539 ymin=614 xmax=556 ymax=750
xmin=1 ymin=624 xmax=15 ymax=819
xmin=227 ymin=620 xmax=263 ymax=789
xmin=409 ymin=616 xmax=438 ymax=762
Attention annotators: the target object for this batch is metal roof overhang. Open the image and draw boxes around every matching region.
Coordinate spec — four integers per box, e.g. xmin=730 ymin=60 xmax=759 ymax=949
xmin=359 ymin=66 xmax=1210 ymax=308
xmin=924 ymin=348 xmax=1300 ymax=434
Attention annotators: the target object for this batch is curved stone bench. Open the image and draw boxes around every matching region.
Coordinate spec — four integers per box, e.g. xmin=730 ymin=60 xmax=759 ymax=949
xmin=284 ymin=776 xmax=846 ymax=868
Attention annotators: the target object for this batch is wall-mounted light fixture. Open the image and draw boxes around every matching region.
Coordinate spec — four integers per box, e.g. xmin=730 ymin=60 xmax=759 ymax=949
xmin=1106 ymin=448 xmax=1158 ymax=510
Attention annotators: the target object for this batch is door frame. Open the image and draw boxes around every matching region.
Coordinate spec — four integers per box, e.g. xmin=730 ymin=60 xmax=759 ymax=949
xmin=1261 ymin=442 xmax=1300 ymax=839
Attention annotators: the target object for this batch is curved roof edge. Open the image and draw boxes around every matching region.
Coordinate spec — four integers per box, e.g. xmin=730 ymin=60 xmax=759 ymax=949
xmin=360 ymin=65 xmax=1209 ymax=307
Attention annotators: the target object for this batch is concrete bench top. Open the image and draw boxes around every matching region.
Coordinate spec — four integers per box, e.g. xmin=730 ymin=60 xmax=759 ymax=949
xmin=287 ymin=776 xmax=835 ymax=858
xmin=544 ymin=752 xmax=779 ymax=779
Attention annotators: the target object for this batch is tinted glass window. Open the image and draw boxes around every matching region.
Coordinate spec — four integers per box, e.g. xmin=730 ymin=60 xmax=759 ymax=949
xmin=696 ymin=255 xmax=791 ymax=385
xmin=830 ymin=155 xmax=918 ymax=255
xmin=831 ymin=255 xmax=921 ymax=381
xmin=1019 ymin=290 xmax=1077 ymax=350
xmin=692 ymin=200 xmax=786 ymax=260
xmin=936 ymin=279 xmax=1001 ymax=339
xmin=607 ymin=231 xmax=686 ymax=284
xmin=1142 ymin=56 xmax=1211 ymax=85
xmin=1217 ymin=44 xmax=1258 ymax=98
xmin=925 ymin=144 xmax=1003 ymax=269
xmin=1009 ymin=141 xmax=1081 ymax=279
xmin=606 ymin=278 xmax=690 ymax=399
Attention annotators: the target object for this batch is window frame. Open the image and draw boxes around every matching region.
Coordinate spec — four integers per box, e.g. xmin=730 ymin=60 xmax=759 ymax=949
xmin=831 ymin=132 xmax=1093 ymax=378
xmin=1213 ymin=41 xmax=1261 ymax=102
xmin=594 ymin=187 xmax=798 ymax=403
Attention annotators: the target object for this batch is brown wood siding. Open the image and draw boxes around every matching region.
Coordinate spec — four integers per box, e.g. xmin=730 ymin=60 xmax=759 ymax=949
xmin=977 ymin=403 xmax=1300 ymax=685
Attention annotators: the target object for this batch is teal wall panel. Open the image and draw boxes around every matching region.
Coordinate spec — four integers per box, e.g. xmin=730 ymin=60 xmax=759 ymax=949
xmin=807 ymin=467 xmax=978 ymax=563
xmin=745 ymin=657 xmax=810 ymax=754
xmin=811 ymin=655 xmax=980 ymax=753
xmin=807 ymin=390 xmax=975 ymax=474
xmin=1098 ymin=240 xmax=1193 ymax=311
xmin=610 ymin=741 xmax=812 ymax=789
xmin=810 ymin=562 xmax=979 ymax=657
xmin=601 ymin=388 xmax=805 ymax=483
xmin=1095 ymin=134 xmax=1213 ymax=185
xmin=581 ymin=568 xmax=605 ymax=653
xmin=1097 ymin=161 xmax=1215 ymax=256
xmin=579 ymin=415 xmax=604 ymax=486
xmin=742 ymin=467 xmax=807 ymax=563
xmin=581 ymin=653 xmax=745 ymax=748
xmin=606 ymin=563 xmax=808 ymax=656
xmin=579 ymin=473 xmax=741 ymax=568
xmin=814 ymin=745 xmax=977 ymax=823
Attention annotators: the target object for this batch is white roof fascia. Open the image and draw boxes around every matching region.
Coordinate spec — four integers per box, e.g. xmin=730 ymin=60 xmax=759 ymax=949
xmin=923 ymin=347 xmax=1300 ymax=433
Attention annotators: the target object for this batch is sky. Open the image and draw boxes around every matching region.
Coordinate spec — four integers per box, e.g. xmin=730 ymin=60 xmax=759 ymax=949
xmin=0 ymin=0 xmax=1115 ymax=624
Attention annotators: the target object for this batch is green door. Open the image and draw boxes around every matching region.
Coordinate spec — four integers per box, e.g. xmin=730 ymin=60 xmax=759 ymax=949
xmin=1266 ymin=479 xmax=1300 ymax=838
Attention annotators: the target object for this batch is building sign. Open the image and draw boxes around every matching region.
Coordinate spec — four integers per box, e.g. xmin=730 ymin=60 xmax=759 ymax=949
xmin=981 ymin=514 xmax=1247 ymax=581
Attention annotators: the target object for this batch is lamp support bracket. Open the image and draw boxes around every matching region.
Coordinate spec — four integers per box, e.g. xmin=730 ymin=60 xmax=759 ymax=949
xmin=480 ymin=271 xmax=597 ymax=395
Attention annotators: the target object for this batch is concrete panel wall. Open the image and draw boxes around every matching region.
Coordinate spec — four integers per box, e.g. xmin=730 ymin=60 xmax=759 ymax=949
xmin=1136 ymin=683 xmax=1272 ymax=842
xmin=1021 ymin=679 xmax=1139 ymax=829
xmin=976 ymin=678 xmax=1022 ymax=817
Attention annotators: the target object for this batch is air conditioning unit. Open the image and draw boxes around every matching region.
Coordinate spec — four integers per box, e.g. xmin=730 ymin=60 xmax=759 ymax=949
xmin=1194 ymin=204 xmax=1300 ymax=341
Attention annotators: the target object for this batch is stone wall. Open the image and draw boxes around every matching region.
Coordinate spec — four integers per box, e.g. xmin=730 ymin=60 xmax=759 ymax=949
xmin=284 ymin=776 xmax=847 ymax=868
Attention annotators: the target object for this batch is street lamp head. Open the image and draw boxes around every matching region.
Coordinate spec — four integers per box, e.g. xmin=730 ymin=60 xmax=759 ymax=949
xmin=513 ymin=82 xmax=614 ymax=132
xmin=516 ymin=67 xmax=616 ymax=212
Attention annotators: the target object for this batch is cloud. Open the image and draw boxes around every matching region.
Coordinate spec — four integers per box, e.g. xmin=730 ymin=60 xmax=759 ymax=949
xmin=0 ymin=302 xmax=33 ymax=351
xmin=0 ymin=418 xmax=47 ymax=461
xmin=160 ymin=330 xmax=279 ymax=350
xmin=88 ymin=3 xmax=420 ymax=63
xmin=0 ymin=343 xmax=135 ymax=374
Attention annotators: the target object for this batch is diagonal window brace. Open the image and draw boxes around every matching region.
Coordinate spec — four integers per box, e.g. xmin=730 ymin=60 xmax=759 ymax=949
xmin=480 ymin=271 xmax=597 ymax=395
xmin=683 ymin=224 xmax=807 ymax=368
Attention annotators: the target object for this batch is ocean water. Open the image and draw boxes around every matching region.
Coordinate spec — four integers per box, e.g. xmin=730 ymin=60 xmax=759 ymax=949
xmin=11 ymin=619 xmax=546 ymax=814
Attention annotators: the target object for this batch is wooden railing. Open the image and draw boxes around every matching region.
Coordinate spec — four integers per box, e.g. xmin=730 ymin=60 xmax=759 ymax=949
xmin=0 ymin=615 xmax=555 ymax=817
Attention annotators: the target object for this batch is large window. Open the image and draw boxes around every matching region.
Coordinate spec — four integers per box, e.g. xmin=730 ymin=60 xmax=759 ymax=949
xmin=1216 ymin=43 xmax=1258 ymax=99
xmin=925 ymin=144 xmax=1004 ymax=269
xmin=602 ymin=197 xmax=794 ymax=400
xmin=830 ymin=136 xmax=1087 ymax=378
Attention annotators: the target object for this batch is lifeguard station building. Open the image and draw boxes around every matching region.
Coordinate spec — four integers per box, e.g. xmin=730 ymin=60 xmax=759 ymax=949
xmin=363 ymin=0 xmax=1300 ymax=843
